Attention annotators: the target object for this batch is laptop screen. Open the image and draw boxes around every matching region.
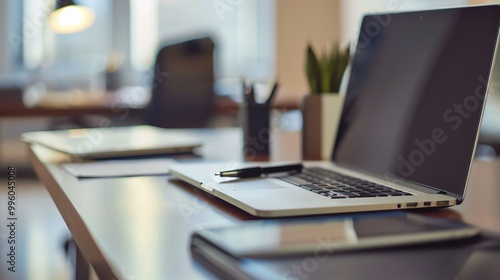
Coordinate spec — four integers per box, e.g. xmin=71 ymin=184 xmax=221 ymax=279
xmin=332 ymin=6 xmax=500 ymax=197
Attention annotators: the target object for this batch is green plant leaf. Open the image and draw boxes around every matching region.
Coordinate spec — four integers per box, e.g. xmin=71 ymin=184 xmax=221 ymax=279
xmin=305 ymin=45 xmax=322 ymax=94
xmin=305 ymin=43 xmax=349 ymax=94
xmin=321 ymin=50 xmax=331 ymax=93
xmin=329 ymin=44 xmax=340 ymax=92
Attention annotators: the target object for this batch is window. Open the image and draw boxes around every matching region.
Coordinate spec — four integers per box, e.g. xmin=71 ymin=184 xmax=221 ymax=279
xmin=1 ymin=0 xmax=276 ymax=95
xmin=10 ymin=0 xmax=111 ymax=92
xmin=0 ymin=0 xmax=24 ymax=75
xmin=130 ymin=0 xmax=276 ymax=93
xmin=23 ymin=0 xmax=111 ymax=72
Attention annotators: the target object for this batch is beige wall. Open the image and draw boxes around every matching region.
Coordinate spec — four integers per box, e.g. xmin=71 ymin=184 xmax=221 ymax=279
xmin=275 ymin=0 xmax=340 ymax=103
xmin=469 ymin=0 xmax=500 ymax=3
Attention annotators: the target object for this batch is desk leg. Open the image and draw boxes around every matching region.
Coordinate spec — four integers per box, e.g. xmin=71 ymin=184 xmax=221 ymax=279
xmin=75 ymin=244 xmax=90 ymax=280
xmin=67 ymin=238 xmax=90 ymax=280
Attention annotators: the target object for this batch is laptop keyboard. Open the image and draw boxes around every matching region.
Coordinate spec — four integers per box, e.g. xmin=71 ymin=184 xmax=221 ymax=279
xmin=280 ymin=167 xmax=412 ymax=199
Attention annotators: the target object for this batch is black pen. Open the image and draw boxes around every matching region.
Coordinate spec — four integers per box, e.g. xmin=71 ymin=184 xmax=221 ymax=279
xmin=241 ymin=78 xmax=250 ymax=104
xmin=215 ymin=163 xmax=303 ymax=178
xmin=247 ymin=84 xmax=255 ymax=105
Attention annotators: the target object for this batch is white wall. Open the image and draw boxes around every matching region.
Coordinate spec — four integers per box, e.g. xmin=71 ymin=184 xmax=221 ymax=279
xmin=469 ymin=0 xmax=500 ymax=3
xmin=0 ymin=0 xmax=8 ymax=75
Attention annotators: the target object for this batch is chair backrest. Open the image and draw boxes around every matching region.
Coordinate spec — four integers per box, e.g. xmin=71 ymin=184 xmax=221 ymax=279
xmin=144 ymin=37 xmax=215 ymax=128
xmin=0 ymin=82 xmax=24 ymax=107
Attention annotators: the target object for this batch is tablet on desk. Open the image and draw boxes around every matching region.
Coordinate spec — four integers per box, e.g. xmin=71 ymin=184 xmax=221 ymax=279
xmin=192 ymin=212 xmax=479 ymax=258
xmin=191 ymin=213 xmax=494 ymax=280
xmin=22 ymin=125 xmax=202 ymax=159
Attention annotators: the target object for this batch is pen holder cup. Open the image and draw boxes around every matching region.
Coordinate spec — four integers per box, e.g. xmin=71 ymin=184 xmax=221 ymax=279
xmin=242 ymin=103 xmax=270 ymax=161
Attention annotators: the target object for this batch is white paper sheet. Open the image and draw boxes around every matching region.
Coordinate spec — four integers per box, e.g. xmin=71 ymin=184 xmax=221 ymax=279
xmin=63 ymin=158 xmax=175 ymax=178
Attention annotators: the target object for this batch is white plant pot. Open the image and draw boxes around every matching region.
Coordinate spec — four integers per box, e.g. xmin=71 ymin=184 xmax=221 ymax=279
xmin=301 ymin=94 xmax=343 ymax=160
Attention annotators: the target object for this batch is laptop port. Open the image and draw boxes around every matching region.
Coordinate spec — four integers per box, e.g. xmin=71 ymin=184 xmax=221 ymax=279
xmin=436 ymin=201 xmax=449 ymax=206
xmin=423 ymin=201 xmax=431 ymax=206
xmin=406 ymin=202 xmax=418 ymax=207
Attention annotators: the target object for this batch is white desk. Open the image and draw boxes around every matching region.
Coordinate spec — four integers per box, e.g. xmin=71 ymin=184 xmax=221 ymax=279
xmin=27 ymin=128 xmax=500 ymax=279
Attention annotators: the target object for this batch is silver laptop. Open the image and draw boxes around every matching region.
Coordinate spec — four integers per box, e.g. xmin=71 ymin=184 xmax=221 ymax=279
xmin=22 ymin=125 xmax=202 ymax=159
xmin=170 ymin=6 xmax=500 ymax=217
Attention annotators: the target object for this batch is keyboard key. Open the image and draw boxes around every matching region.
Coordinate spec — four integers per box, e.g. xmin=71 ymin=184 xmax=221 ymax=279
xmin=334 ymin=191 xmax=358 ymax=198
xmin=328 ymin=195 xmax=347 ymax=199
xmin=313 ymin=190 xmax=331 ymax=194
xmin=351 ymin=191 xmax=369 ymax=196
xmin=367 ymin=192 xmax=382 ymax=195
xmin=281 ymin=176 xmax=313 ymax=186
xmin=299 ymin=185 xmax=323 ymax=191
xmin=314 ymin=184 xmax=331 ymax=188
xmin=356 ymin=194 xmax=377 ymax=198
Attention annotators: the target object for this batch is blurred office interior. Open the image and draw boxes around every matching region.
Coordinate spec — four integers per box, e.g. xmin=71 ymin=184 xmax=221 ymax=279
xmin=0 ymin=0 xmax=499 ymax=279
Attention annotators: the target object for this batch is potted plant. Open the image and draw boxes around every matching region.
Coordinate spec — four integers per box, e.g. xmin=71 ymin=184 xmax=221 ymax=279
xmin=302 ymin=43 xmax=350 ymax=160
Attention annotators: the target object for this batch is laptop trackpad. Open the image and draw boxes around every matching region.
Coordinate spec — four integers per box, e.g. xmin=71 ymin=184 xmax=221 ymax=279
xmin=223 ymin=180 xmax=285 ymax=191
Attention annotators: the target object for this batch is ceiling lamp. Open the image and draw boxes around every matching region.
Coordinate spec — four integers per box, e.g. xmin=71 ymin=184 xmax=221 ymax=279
xmin=49 ymin=0 xmax=95 ymax=34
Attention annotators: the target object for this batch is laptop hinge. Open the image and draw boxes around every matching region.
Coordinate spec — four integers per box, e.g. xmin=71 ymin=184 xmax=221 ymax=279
xmin=403 ymin=181 xmax=456 ymax=197
xmin=410 ymin=182 xmax=462 ymax=200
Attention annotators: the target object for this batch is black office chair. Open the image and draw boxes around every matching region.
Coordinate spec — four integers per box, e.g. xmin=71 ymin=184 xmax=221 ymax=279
xmin=144 ymin=37 xmax=215 ymax=128
xmin=0 ymin=82 xmax=24 ymax=110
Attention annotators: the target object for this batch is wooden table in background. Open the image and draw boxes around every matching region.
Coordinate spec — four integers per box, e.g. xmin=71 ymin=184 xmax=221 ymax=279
xmin=0 ymin=88 xmax=299 ymax=119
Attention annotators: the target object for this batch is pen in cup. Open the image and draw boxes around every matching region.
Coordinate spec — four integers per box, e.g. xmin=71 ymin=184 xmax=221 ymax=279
xmin=265 ymin=79 xmax=279 ymax=105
